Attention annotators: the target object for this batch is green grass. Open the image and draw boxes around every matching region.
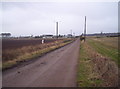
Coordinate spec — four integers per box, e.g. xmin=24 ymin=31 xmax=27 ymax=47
xmin=77 ymin=43 xmax=90 ymax=87
xmin=77 ymin=41 xmax=102 ymax=87
xmin=87 ymin=37 xmax=119 ymax=67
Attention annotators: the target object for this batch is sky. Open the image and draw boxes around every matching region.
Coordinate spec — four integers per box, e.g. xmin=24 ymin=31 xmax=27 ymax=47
xmin=0 ymin=1 xmax=118 ymax=36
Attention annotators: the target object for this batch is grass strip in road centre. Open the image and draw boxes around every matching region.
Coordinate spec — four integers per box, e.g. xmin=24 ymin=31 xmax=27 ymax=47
xmin=2 ymin=39 xmax=73 ymax=70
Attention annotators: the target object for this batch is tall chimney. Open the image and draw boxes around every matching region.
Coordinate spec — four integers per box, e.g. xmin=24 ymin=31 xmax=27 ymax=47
xmin=56 ymin=22 xmax=58 ymax=38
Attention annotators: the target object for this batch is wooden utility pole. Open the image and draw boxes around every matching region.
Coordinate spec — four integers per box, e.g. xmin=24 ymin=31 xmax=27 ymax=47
xmin=56 ymin=22 xmax=58 ymax=38
xmin=84 ymin=16 xmax=86 ymax=42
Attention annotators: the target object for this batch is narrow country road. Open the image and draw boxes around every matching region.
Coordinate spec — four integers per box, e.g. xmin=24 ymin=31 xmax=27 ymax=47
xmin=3 ymin=39 xmax=80 ymax=87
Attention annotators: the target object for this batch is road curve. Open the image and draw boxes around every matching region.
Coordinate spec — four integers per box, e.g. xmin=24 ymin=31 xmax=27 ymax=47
xmin=3 ymin=39 xmax=80 ymax=87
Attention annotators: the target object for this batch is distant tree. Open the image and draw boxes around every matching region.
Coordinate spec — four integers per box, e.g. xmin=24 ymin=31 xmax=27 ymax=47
xmin=1 ymin=33 xmax=11 ymax=37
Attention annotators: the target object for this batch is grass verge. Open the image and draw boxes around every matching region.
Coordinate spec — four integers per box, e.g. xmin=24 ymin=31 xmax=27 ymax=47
xmin=77 ymin=41 xmax=103 ymax=87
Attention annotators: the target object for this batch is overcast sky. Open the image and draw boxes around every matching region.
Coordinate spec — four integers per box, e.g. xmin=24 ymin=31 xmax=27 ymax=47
xmin=0 ymin=1 xmax=118 ymax=36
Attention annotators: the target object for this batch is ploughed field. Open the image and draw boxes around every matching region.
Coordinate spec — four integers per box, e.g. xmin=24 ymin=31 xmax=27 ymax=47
xmin=2 ymin=38 xmax=59 ymax=50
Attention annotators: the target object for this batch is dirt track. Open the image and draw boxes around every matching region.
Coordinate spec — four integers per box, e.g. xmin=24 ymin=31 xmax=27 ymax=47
xmin=3 ymin=39 xmax=80 ymax=87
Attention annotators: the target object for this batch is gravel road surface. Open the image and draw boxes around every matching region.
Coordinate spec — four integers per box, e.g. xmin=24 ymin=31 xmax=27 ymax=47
xmin=3 ymin=39 xmax=80 ymax=87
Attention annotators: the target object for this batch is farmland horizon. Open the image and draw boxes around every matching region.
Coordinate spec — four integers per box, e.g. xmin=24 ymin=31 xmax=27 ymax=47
xmin=1 ymin=31 xmax=119 ymax=37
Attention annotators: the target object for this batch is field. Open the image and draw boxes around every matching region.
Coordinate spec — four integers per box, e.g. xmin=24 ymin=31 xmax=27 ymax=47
xmin=77 ymin=37 xmax=119 ymax=87
xmin=88 ymin=37 xmax=119 ymax=66
xmin=2 ymin=38 xmax=59 ymax=50
xmin=2 ymin=38 xmax=73 ymax=70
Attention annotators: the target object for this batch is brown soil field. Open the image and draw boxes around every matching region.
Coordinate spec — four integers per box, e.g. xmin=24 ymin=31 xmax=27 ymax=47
xmin=2 ymin=38 xmax=60 ymax=50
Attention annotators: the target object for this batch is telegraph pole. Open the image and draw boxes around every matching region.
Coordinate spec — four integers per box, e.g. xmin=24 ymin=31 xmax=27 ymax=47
xmin=71 ymin=29 xmax=72 ymax=38
xmin=84 ymin=16 xmax=86 ymax=42
xmin=56 ymin=22 xmax=58 ymax=39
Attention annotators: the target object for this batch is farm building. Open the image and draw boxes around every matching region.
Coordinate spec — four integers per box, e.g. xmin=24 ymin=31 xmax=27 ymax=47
xmin=42 ymin=35 xmax=53 ymax=38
